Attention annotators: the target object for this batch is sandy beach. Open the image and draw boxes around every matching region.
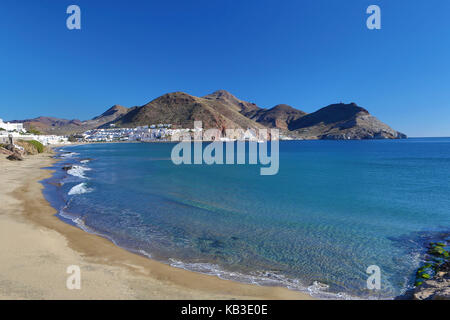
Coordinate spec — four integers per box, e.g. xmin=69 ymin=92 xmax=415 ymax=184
xmin=0 ymin=153 xmax=312 ymax=300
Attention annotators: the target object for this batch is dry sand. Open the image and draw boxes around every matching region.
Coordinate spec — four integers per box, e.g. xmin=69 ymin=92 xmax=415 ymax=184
xmin=0 ymin=154 xmax=313 ymax=300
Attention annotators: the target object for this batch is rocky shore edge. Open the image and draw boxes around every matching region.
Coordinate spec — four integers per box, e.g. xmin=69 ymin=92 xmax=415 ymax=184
xmin=413 ymin=240 xmax=450 ymax=300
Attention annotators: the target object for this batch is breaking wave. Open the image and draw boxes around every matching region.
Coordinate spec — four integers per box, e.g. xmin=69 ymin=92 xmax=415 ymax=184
xmin=67 ymin=165 xmax=91 ymax=179
xmin=68 ymin=182 xmax=93 ymax=195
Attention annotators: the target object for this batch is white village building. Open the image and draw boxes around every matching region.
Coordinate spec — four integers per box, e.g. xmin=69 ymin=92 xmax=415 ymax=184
xmin=0 ymin=118 xmax=69 ymax=145
xmin=0 ymin=118 xmax=24 ymax=132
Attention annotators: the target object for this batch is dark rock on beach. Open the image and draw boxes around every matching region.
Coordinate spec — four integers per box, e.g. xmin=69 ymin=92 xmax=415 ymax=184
xmin=7 ymin=152 xmax=23 ymax=161
xmin=0 ymin=147 xmax=14 ymax=157
xmin=3 ymin=143 xmax=24 ymax=161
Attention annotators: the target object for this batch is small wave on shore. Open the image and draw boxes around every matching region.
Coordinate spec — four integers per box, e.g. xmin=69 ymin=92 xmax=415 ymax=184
xmin=168 ymin=259 xmax=356 ymax=299
xmin=68 ymin=182 xmax=93 ymax=195
xmin=67 ymin=165 xmax=91 ymax=179
xmin=59 ymin=152 xmax=79 ymax=158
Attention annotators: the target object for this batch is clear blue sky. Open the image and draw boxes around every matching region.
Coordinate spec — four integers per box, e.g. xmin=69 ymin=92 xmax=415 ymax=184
xmin=0 ymin=0 xmax=449 ymax=137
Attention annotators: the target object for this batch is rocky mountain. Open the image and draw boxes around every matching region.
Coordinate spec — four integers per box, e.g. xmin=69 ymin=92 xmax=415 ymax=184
xmin=105 ymin=91 xmax=267 ymax=131
xmin=203 ymin=90 xmax=262 ymax=116
xmin=12 ymin=117 xmax=84 ymax=135
xmin=12 ymin=105 xmax=131 ymax=135
xmin=288 ymin=103 xmax=406 ymax=140
xmin=91 ymin=105 xmax=130 ymax=122
xmin=107 ymin=90 xmax=308 ymax=132
xmin=11 ymin=91 xmax=406 ymax=139
xmin=245 ymin=104 xmax=307 ymax=130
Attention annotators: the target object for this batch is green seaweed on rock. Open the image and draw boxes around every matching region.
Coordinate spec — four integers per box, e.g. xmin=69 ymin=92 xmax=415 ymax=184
xmin=414 ymin=240 xmax=449 ymax=288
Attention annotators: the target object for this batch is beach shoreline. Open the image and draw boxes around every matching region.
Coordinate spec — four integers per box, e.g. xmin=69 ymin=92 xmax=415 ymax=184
xmin=0 ymin=153 xmax=313 ymax=300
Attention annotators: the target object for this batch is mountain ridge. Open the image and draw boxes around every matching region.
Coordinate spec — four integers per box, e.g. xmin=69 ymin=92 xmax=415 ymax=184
xmin=10 ymin=90 xmax=406 ymax=139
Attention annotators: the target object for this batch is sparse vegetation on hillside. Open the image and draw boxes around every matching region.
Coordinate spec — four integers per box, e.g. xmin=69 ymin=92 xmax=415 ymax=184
xmin=27 ymin=126 xmax=42 ymax=135
xmin=17 ymin=140 xmax=45 ymax=154
xmin=68 ymin=135 xmax=78 ymax=142
xmin=28 ymin=140 xmax=44 ymax=153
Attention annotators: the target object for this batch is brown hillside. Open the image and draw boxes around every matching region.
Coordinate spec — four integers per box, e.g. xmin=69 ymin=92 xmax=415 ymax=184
xmin=110 ymin=91 xmax=266 ymax=131
xmin=289 ymin=103 xmax=406 ymax=139
xmin=247 ymin=104 xmax=307 ymax=130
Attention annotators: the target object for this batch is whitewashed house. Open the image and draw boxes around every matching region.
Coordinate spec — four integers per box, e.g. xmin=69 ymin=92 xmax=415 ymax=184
xmin=0 ymin=118 xmax=24 ymax=132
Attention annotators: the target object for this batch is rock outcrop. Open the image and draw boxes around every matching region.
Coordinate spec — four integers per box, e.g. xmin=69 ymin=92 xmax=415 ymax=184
xmin=0 ymin=147 xmax=14 ymax=157
xmin=414 ymin=261 xmax=450 ymax=300
xmin=289 ymin=103 xmax=406 ymax=140
xmin=7 ymin=152 xmax=23 ymax=161
xmin=3 ymin=143 xmax=24 ymax=161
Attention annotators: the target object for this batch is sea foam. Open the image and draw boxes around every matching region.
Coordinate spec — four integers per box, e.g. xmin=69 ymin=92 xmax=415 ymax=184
xmin=168 ymin=259 xmax=357 ymax=300
xmin=60 ymin=152 xmax=79 ymax=158
xmin=68 ymin=183 xmax=93 ymax=195
xmin=67 ymin=165 xmax=91 ymax=179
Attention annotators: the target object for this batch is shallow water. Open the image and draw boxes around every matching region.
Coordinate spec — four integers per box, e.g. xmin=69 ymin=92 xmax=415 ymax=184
xmin=42 ymin=139 xmax=450 ymax=299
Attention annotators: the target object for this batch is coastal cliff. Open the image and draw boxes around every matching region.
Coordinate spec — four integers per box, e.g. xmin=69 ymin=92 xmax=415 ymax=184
xmin=289 ymin=103 xmax=406 ymax=140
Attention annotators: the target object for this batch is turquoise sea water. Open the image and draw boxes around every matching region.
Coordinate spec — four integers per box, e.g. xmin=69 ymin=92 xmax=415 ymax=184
xmin=43 ymin=139 xmax=450 ymax=299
